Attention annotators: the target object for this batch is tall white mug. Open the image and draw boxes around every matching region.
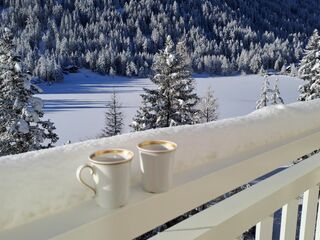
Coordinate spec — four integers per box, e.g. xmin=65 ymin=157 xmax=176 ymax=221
xmin=137 ymin=140 xmax=177 ymax=193
xmin=76 ymin=149 xmax=133 ymax=208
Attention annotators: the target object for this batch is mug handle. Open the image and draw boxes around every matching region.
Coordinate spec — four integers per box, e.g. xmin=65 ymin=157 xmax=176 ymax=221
xmin=76 ymin=164 xmax=96 ymax=195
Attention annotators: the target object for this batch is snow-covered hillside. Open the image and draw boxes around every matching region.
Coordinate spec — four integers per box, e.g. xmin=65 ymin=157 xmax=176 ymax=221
xmin=37 ymin=69 xmax=303 ymax=145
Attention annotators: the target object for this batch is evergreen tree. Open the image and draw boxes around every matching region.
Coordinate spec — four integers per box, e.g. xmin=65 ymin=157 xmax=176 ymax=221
xmin=290 ymin=64 xmax=298 ymax=77
xmin=296 ymin=30 xmax=320 ymax=166
xmin=271 ymin=79 xmax=284 ymax=105
xmin=0 ymin=28 xmax=58 ymax=156
xmin=101 ymin=91 xmax=124 ymax=137
xmin=256 ymin=76 xmax=272 ymax=109
xmin=298 ymin=29 xmax=320 ymax=101
xmin=198 ymin=86 xmax=218 ymax=123
xmin=132 ymin=36 xmax=199 ymax=131
xmin=131 ymin=98 xmax=156 ymax=131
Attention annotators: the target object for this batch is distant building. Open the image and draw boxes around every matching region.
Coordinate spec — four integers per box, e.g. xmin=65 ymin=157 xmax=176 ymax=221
xmin=63 ymin=65 xmax=79 ymax=74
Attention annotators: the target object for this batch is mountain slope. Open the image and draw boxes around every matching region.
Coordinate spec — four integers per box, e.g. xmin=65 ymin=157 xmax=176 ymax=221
xmin=0 ymin=0 xmax=319 ymax=80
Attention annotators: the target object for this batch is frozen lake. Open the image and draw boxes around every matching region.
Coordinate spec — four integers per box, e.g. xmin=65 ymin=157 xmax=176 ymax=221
xmin=37 ymin=69 xmax=303 ymax=145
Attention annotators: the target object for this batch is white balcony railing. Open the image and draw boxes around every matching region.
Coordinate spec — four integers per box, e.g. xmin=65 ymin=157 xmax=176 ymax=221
xmin=1 ymin=100 xmax=320 ymax=240
xmin=151 ymin=151 xmax=320 ymax=240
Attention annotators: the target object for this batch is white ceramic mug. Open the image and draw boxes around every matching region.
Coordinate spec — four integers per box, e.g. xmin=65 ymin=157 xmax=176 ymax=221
xmin=137 ymin=140 xmax=177 ymax=193
xmin=76 ymin=149 xmax=133 ymax=208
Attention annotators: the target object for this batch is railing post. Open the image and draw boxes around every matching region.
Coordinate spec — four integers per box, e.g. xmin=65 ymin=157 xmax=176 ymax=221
xmin=255 ymin=216 xmax=273 ymax=240
xmin=299 ymin=186 xmax=319 ymax=240
xmin=279 ymin=198 xmax=299 ymax=240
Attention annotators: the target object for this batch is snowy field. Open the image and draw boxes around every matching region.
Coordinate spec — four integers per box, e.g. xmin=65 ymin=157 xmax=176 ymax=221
xmin=37 ymin=69 xmax=303 ymax=145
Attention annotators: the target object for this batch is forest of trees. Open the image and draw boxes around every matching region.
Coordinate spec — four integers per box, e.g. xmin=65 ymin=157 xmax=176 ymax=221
xmin=0 ymin=0 xmax=319 ymax=82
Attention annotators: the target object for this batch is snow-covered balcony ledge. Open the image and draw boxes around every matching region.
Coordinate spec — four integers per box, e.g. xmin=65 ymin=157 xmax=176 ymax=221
xmin=1 ymin=100 xmax=320 ymax=239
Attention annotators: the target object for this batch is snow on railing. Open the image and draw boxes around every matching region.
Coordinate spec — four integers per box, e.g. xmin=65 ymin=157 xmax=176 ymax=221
xmin=1 ymin=100 xmax=320 ymax=239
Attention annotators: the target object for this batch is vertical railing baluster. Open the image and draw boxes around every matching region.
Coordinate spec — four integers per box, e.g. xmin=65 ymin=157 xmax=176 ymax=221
xmin=279 ymin=198 xmax=299 ymax=240
xmin=314 ymin=193 xmax=320 ymax=240
xmin=299 ymin=186 xmax=319 ymax=240
xmin=255 ymin=216 xmax=273 ymax=240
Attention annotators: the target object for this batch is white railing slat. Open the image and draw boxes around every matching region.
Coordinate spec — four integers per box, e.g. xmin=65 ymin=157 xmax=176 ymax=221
xmin=299 ymin=186 xmax=319 ymax=240
xmin=314 ymin=198 xmax=320 ymax=240
xmin=255 ymin=216 xmax=273 ymax=240
xmin=279 ymin=198 xmax=299 ymax=240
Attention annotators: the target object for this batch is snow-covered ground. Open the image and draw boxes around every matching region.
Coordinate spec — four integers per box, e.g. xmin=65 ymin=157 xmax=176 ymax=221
xmin=37 ymin=69 xmax=303 ymax=145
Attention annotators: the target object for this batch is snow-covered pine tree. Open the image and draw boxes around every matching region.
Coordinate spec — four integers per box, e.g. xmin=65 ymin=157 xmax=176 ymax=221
xmin=132 ymin=36 xmax=199 ymax=131
xmin=131 ymin=98 xmax=156 ymax=131
xmin=290 ymin=64 xmax=298 ymax=77
xmin=0 ymin=28 xmax=58 ymax=156
xmin=256 ymin=76 xmax=273 ymax=109
xmin=298 ymin=29 xmax=320 ymax=101
xmin=271 ymin=79 xmax=284 ymax=105
xmin=296 ymin=30 xmax=320 ymax=162
xmin=198 ymin=86 xmax=218 ymax=123
xmin=101 ymin=91 xmax=124 ymax=137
